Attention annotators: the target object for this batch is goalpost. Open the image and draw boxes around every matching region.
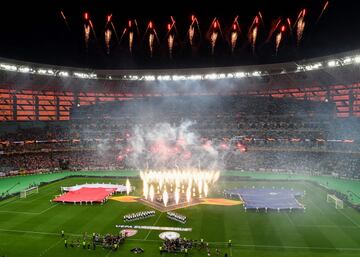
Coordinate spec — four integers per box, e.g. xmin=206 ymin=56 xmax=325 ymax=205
xmin=327 ymin=194 xmax=344 ymax=209
xmin=20 ymin=186 xmax=39 ymax=198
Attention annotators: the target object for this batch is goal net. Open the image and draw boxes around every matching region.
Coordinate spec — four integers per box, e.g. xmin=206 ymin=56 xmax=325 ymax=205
xmin=20 ymin=186 xmax=39 ymax=198
xmin=327 ymin=194 xmax=344 ymax=209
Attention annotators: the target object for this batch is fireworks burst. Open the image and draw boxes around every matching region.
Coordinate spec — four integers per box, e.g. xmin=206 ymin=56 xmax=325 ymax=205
xmin=297 ymin=16 xmax=305 ymax=46
xmin=105 ymin=29 xmax=112 ymax=54
xmin=149 ymin=33 xmax=154 ymax=57
xmin=230 ymin=16 xmax=240 ymax=53
xmin=166 ymin=17 xmax=176 ymax=58
xmin=84 ymin=24 xmax=90 ymax=49
xmin=168 ymin=34 xmax=174 ymax=58
xmin=129 ymin=32 xmax=134 ymax=54
xmin=293 ymin=9 xmax=306 ymax=46
xmin=275 ymin=25 xmax=286 ymax=55
xmin=140 ymin=169 xmax=220 ymax=206
xmin=188 ymin=15 xmax=200 ymax=46
xmin=208 ymin=19 xmax=223 ymax=55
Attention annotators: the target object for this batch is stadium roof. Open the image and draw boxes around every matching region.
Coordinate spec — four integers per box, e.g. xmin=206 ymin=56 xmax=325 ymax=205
xmin=0 ymin=49 xmax=360 ymax=92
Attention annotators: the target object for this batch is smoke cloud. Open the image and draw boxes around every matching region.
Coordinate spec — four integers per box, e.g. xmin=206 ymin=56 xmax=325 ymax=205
xmin=126 ymin=120 xmax=225 ymax=170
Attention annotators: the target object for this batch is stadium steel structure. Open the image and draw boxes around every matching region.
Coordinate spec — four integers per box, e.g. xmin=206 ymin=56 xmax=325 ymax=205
xmin=0 ymin=50 xmax=360 ymax=121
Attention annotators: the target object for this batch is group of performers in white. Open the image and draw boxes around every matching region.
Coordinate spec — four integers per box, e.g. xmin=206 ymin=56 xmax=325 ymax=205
xmin=123 ymin=210 xmax=155 ymax=222
xmin=167 ymin=211 xmax=187 ymax=224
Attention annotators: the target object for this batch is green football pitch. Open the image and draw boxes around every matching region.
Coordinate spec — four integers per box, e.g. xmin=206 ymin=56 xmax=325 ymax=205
xmin=0 ymin=175 xmax=360 ymax=257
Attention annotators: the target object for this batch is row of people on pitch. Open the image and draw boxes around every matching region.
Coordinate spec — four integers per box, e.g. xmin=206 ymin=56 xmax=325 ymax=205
xmin=123 ymin=210 xmax=155 ymax=222
xmin=167 ymin=211 xmax=187 ymax=224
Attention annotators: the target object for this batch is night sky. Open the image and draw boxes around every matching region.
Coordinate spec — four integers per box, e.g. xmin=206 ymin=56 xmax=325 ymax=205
xmin=0 ymin=0 xmax=358 ymax=69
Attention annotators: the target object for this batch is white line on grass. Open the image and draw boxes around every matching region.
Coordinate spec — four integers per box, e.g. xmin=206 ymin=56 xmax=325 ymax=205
xmin=337 ymin=209 xmax=360 ymax=228
xmin=36 ymin=239 xmax=62 ymax=257
xmin=0 ymin=203 xmax=59 ymax=215
xmin=144 ymin=212 xmax=163 ymax=240
xmin=105 ymin=249 xmax=112 ymax=257
xmin=206 ymin=241 xmax=360 ymax=251
xmin=38 ymin=203 xmax=60 ymax=214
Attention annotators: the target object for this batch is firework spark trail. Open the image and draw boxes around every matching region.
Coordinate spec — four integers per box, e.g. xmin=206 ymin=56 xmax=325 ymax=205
xmin=111 ymin=22 xmax=119 ymax=42
xmin=287 ymin=18 xmax=292 ymax=33
xmin=60 ymin=11 xmax=70 ymax=31
xmin=105 ymin=29 xmax=112 ymax=54
xmin=248 ymin=15 xmax=260 ymax=54
xmin=316 ymin=1 xmax=329 ymax=23
xmin=104 ymin=14 xmax=112 ymax=29
xmin=265 ymin=18 xmax=281 ymax=43
xmin=89 ymin=20 xmax=97 ymax=40
xmin=258 ymin=11 xmax=265 ymax=27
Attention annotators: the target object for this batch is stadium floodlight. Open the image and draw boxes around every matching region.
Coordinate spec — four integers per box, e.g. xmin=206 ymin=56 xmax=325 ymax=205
xmin=204 ymin=73 xmax=218 ymax=80
xmin=327 ymin=60 xmax=337 ymax=67
xmin=252 ymin=71 xmax=261 ymax=76
xmin=37 ymin=69 xmax=47 ymax=74
xmin=157 ymin=75 xmax=171 ymax=81
xmin=354 ymin=56 xmax=360 ymax=63
xmin=58 ymin=71 xmax=69 ymax=77
xmin=0 ymin=64 xmax=17 ymax=71
xmin=227 ymin=73 xmax=234 ymax=78
xmin=19 ymin=67 xmax=31 ymax=73
xmin=234 ymin=72 xmax=246 ymax=78
xmin=187 ymin=75 xmax=202 ymax=80
xmin=144 ymin=75 xmax=155 ymax=81
xmin=343 ymin=57 xmax=352 ymax=65
xmin=172 ymin=75 xmax=186 ymax=81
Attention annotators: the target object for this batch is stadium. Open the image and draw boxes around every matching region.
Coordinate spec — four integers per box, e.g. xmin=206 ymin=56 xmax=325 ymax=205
xmin=1 ymin=1 xmax=360 ymax=257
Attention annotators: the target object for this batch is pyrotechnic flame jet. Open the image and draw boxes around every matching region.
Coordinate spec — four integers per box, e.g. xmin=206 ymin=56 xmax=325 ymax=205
xmin=208 ymin=18 xmax=223 ymax=55
xmin=166 ymin=17 xmax=176 ymax=58
xmin=104 ymin=14 xmax=113 ymax=54
xmin=103 ymin=14 xmax=120 ymax=54
xmin=295 ymin=8 xmax=306 ymax=46
xmin=230 ymin=16 xmax=241 ymax=53
xmin=275 ymin=25 xmax=286 ymax=55
xmin=187 ymin=14 xmax=201 ymax=47
xmin=83 ymin=12 xmax=91 ymax=50
xmin=119 ymin=19 xmax=139 ymax=54
xmin=144 ymin=21 xmax=160 ymax=57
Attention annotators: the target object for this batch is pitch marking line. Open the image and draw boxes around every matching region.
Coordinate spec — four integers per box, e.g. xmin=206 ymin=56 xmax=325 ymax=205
xmin=144 ymin=212 xmax=163 ymax=240
xmin=0 ymin=203 xmax=59 ymax=215
xmin=337 ymin=209 xmax=360 ymax=228
xmin=36 ymin=238 xmax=62 ymax=257
xmin=1 ymin=227 xmax=360 ymax=252
xmin=105 ymin=249 xmax=112 ymax=257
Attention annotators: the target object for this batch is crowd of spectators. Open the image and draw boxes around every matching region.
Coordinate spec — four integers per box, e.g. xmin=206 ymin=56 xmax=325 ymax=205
xmin=0 ymin=95 xmax=359 ymax=179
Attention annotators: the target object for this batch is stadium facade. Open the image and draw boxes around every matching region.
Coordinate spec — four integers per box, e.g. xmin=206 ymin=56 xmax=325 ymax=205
xmin=0 ymin=50 xmax=360 ymax=122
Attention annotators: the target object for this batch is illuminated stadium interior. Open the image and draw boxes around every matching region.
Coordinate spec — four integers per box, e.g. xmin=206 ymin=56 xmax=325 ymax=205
xmin=1 ymin=1 xmax=360 ymax=257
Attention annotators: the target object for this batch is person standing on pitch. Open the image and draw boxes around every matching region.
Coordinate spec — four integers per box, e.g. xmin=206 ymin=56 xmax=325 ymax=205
xmin=64 ymin=239 xmax=67 ymax=248
xmin=61 ymin=230 xmax=64 ymax=238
